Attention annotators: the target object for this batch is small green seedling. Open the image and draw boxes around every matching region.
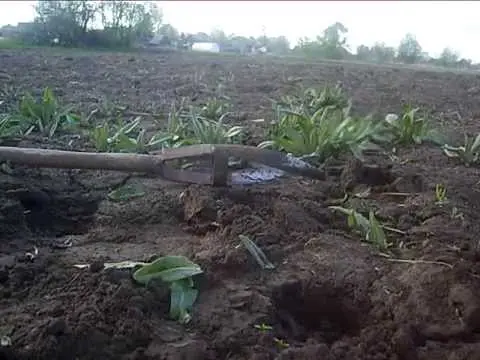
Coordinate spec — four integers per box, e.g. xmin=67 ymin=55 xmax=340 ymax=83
xmin=254 ymin=323 xmax=273 ymax=332
xmin=366 ymin=210 xmax=388 ymax=250
xmin=384 ymin=105 xmax=444 ymax=146
xmin=184 ymin=107 xmax=244 ymax=145
xmin=199 ymin=97 xmax=231 ymax=121
xmin=329 ymin=206 xmax=389 ymax=251
xmin=443 ymin=133 xmax=480 ymax=166
xmin=18 ymin=87 xmax=78 ymax=137
xmin=274 ymin=338 xmax=290 ymax=349
xmin=238 ymin=235 xmax=275 ymax=270
xmin=133 ymin=256 xmax=203 ymax=324
xmin=107 ymin=184 xmax=146 ymax=202
xmin=450 ymin=207 xmax=464 ymax=222
xmin=0 ymin=114 xmax=23 ymax=139
xmin=91 ymin=116 xmax=173 ymax=154
xmin=435 ymin=184 xmax=447 ymax=203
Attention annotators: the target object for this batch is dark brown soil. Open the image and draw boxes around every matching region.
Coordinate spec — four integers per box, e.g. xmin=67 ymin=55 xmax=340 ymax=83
xmin=2 ymin=49 xmax=480 ymax=360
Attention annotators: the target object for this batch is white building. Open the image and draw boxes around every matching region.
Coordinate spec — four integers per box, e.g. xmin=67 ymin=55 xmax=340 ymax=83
xmin=191 ymin=42 xmax=220 ymax=53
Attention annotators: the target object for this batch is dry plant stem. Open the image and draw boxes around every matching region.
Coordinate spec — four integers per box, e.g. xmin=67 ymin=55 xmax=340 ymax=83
xmin=387 ymin=258 xmax=453 ymax=269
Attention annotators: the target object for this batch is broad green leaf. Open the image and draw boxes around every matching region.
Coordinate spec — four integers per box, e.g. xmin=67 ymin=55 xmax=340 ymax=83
xmin=239 ymin=235 xmax=275 ymax=270
xmin=169 ymin=279 xmax=199 ymax=324
xmin=471 ymin=134 xmax=480 ymax=152
xmin=133 ymin=255 xmax=203 ymax=285
xmin=257 ymin=140 xmax=275 ymax=149
xmin=108 ymin=184 xmax=145 ymax=202
xmin=367 ymin=210 xmax=388 ymax=250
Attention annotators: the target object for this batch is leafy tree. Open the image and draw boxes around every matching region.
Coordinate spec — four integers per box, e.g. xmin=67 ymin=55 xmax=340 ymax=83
xmin=371 ymin=43 xmax=395 ymax=63
xmin=28 ymin=1 xmax=98 ymax=46
xmin=356 ymin=42 xmax=395 ymax=63
xmin=356 ymin=44 xmax=371 ymax=61
xmin=98 ymin=1 xmax=156 ymax=47
xmin=323 ymin=22 xmax=348 ymax=48
xmin=192 ymin=32 xmax=211 ymax=42
xmin=154 ymin=24 xmax=180 ymax=46
xmin=210 ymin=28 xmax=231 ymax=50
xmin=295 ymin=22 xmax=350 ymax=60
xmin=457 ymin=58 xmax=472 ymax=68
xmin=22 ymin=0 xmax=160 ymax=48
xmin=225 ymin=35 xmax=254 ymax=54
xmin=397 ymin=33 xmax=422 ymax=64
xmin=437 ymin=47 xmax=460 ymax=67
xmin=147 ymin=2 xmax=163 ymax=34
xmin=266 ymin=36 xmax=290 ymax=54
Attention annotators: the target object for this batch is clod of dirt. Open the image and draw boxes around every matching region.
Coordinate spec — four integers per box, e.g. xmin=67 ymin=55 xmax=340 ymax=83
xmin=340 ymin=158 xmax=395 ymax=192
xmin=272 ymin=200 xmax=324 ymax=235
xmin=94 ymin=182 xmax=184 ymax=228
xmin=392 ymin=324 xmax=424 ymax=360
xmin=144 ymin=338 xmax=209 ymax=360
xmin=275 ymin=343 xmax=330 ymax=359
xmin=390 ymin=173 xmax=426 ymax=193
xmin=181 ymin=185 xmax=219 ymax=223
xmin=409 ymin=215 xmax=466 ymax=243
xmin=449 ymin=284 xmax=480 ymax=332
xmin=375 ymin=204 xmax=406 ymax=221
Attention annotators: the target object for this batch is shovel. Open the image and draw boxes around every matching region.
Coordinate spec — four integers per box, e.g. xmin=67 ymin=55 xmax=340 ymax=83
xmin=0 ymin=144 xmax=325 ymax=186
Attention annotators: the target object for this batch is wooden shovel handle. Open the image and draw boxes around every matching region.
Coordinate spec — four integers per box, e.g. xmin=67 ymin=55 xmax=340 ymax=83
xmin=0 ymin=146 xmax=214 ymax=185
xmin=0 ymin=145 xmax=325 ymax=186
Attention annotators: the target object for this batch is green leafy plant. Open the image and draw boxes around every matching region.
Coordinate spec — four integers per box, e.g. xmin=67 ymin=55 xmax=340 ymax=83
xmin=435 ymin=184 xmax=447 ymax=203
xmin=91 ymin=123 xmax=111 ymax=152
xmin=238 ymin=235 xmax=275 ymax=270
xmin=329 ymin=206 xmax=389 ymax=250
xmin=91 ymin=117 xmax=167 ymax=153
xmin=254 ymin=323 xmax=273 ymax=332
xmin=260 ymin=106 xmax=386 ymax=163
xmin=276 ymin=84 xmax=349 ymax=117
xmin=149 ymin=101 xmax=192 ymax=150
xmin=90 ymin=119 xmax=140 ymax=153
xmin=384 ymin=106 xmax=441 ymax=145
xmin=151 ymin=99 xmax=243 ymax=148
xmin=199 ymin=98 xmax=231 ymax=121
xmin=0 ymin=114 xmax=23 ymax=140
xmin=108 ymin=184 xmax=146 ymax=202
xmin=179 ymin=107 xmax=244 ymax=145
xmin=133 ymin=256 xmax=203 ymax=324
xmin=443 ymin=133 xmax=480 ymax=166
xmin=274 ymin=338 xmax=290 ymax=349
xmin=18 ymin=87 xmax=78 ymax=137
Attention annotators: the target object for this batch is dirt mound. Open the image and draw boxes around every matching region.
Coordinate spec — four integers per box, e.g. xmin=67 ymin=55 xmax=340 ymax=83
xmin=1 ymin=147 xmax=478 ymax=360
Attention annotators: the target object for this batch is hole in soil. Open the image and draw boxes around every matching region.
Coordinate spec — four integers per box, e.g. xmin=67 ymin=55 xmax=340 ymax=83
xmin=1 ymin=189 xmax=103 ymax=237
xmin=272 ymin=280 xmax=362 ymax=343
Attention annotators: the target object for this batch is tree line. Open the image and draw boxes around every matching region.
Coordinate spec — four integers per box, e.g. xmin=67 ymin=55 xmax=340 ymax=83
xmin=0 ymin=0 xmax=474 ymax=69
xmin=294 ymin=22 xmax=472 ymax=69
xmin=7 ymin=1 xmax=162 ymax=48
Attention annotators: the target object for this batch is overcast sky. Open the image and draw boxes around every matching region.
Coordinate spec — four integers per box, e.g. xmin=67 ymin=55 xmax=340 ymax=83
xmin=1 ymin=1 xmax=479 ymax=61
